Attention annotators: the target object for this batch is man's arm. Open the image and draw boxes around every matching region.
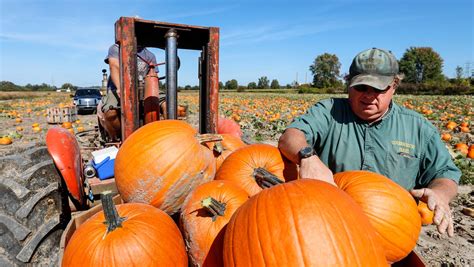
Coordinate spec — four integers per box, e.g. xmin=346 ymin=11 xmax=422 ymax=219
xmin=278 ymin=128 xmax=335 ymax=185
xmin=108 ymin=57 xmax=121 ymax=96
xmin=410 ymin=178 xmax=458 ymax=237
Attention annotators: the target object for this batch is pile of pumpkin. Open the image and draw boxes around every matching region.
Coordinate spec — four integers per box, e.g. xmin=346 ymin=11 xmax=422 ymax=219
xmin=63 ymin=119 xmax=432 ymax=266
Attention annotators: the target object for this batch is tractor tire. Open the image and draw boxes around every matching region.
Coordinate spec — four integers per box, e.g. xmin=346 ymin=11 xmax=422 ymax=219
xmin=0 ymin=145 xmax=70 ymax=266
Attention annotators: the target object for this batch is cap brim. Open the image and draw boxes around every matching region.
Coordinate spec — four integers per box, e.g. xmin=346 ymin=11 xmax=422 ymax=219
xmin=349 ymin=74 xmax=394 ymax=90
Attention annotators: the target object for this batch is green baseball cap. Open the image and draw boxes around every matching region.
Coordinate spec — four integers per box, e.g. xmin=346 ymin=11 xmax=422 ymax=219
xmin=348 ymin=48 xmax=399 ymax=90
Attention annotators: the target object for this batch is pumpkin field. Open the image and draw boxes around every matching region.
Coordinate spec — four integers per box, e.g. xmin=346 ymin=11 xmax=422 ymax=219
xmin=0 ymin=91 xmax=473 ymax=266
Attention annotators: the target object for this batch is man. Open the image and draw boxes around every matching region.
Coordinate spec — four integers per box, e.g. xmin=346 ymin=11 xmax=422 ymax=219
xmin=98 ymin=44 xmax=166 ymax=141
xmin=278 ymin=48 xmax=460 ymax=237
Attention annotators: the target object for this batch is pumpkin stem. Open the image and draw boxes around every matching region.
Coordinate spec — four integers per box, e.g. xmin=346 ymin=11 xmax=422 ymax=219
xmin=213 ymin=142 xmax=224 ymax=154
xmin=196 ymin=133 xmax=223 ymax=144
xmin=201 ymin=196 xmax=226 ymax=222
xmin=253 ymin=167 xmax=283 ymax=189
xmin=101 ymin=191 xmax=126 ymax=234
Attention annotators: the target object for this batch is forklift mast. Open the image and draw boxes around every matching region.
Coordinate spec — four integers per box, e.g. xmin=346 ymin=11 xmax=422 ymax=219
xmin=115 ymin=17 xmax=220 ymax=140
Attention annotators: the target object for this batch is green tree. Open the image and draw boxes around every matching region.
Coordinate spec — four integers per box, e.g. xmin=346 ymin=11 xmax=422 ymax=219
xmin=247 ymin=82 xmax=257 ymax=89
xmin=257 ymin=76 xmax=269 ymax=89
xmin=61 ymin=83 xmax=76 ymax=90
xmin=270 ymin=79 xmax=280 ymax=89
xmin=309 ymin=53 xmax=341 ymax=88
xmin=455 ymin=66 xmax=463 ymax=79
xmin=219 ymin=81 xmax=224 ymax=90
xmin=225 ymin=79 xmax=238 ymax=89
xmin=399 ymin=47 xmax=444 ymax=83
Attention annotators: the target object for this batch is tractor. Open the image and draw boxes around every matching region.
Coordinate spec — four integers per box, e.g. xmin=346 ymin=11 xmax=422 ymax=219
xmin=0 ymin=17 xmax=220 ymax=265
xmin=0 ymin=17 xmax=427 ymax=266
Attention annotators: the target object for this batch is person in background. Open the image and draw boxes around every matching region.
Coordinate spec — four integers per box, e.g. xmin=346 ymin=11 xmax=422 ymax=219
xmin=278 ymin=47 xmax=460 ymax=237
xmin=98 ymin=44 xmax=166 ymax=141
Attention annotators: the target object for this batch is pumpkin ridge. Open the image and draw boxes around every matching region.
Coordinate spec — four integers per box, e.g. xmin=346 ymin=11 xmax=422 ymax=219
xmin=281 ymin=183 xmax=307 ymax=266
xmin=304 ymin=182 xmax=347 ymax=265
xmin=368 ymin=214 xmax=416 ymax=247
xmin=331 ymin=203 xmax=361 ymax=265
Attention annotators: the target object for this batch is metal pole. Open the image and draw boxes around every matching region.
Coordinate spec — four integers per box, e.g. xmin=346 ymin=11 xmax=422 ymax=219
xmin=165 ymin=29 xmax=178 ymax=120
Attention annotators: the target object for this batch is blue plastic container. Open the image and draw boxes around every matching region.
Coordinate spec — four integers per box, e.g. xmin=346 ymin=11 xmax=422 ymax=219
xmin=92 ymin=156 xmax=115 ymax=180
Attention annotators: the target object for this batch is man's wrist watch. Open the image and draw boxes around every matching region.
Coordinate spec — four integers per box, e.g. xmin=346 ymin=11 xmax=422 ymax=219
xmin=298 ymin=146 xmax=315 ymax=162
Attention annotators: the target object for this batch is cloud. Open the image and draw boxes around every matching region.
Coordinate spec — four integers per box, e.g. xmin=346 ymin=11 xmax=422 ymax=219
xmin=221 ymin=15 xmax=420 ymax=47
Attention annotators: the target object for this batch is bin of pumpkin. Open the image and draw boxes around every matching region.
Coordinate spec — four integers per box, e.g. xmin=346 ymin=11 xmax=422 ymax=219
xmin=60 ymin=119 xmax=428 ymax=265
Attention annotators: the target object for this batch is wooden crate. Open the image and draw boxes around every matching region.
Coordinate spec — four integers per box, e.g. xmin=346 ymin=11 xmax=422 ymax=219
xmin=47 ymin=107 xmax=77 ymax=124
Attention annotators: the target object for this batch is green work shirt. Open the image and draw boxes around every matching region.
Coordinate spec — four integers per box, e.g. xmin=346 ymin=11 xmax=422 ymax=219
xmin=288 ymin=98 xmax=461 ymax=190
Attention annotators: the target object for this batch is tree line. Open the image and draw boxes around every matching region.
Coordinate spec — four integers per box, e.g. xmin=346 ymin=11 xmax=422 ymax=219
xmin=307 ymin=47 xmax=473 ymax=95
xmin=2 ymin=47 xmax=472 ymax=95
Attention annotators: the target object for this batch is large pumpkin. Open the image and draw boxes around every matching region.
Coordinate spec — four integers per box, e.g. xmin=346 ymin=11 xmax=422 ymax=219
xmin=180 ymin=180 xmax=248 ymax=266
xmin=62 ymin=192 xmax=187 ymax=266
xmin=215 ymin=143 xmax=298 ymax=196
xmin=334 ymin=170 xmax=421 ymax=263
xmin=217 ymin=116 xmax=242 ymax=138
xmin=114 ymin=120 xmax=218 ymax=215
xmin=223 ymin=179 xmax=387 ymax=266
xmin=205 ymin=134 xmax=246 ymax=170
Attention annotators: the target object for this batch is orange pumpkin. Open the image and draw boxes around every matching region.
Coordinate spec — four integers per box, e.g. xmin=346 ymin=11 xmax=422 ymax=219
xmin=441 ymin=133 xmax=451 ymax=141
xmin=417 ymin=201 xmax=434 ymax=225
xmin=32 ymin=126 xmax=41 ymax=133
xmin=62 ymin=192 xmax=187 ymax=266
xmin=467 ymin=146 xmax=474 ymax=159
xmin=215 ymin=143 xmax=298 ymax=196
xmin=115 ymin=120 xmax=218 ymax=215
xmin=455 ymin=143 xmax=469 ymax=154
xmin=180 ymin=180 xmax=248 ymax=266
xmin=334 ymin=171 xmax=421 ymax=263
xmin=446 ymin=121 xmax=457 ymax=130
xmin=223 ymin=179 xmax=387 ymax=266
xmin=460 ymin=126 xmax=470 ymax=133
xmin=217 ymin=116 xmax=242 ymax=138
xmin=205 ymin=134 xmax=246 ymax=170
xmin=0 ymin=136 xmax=13 ymax=145
xmin=62 ymin=121 xmax=73 ymax=129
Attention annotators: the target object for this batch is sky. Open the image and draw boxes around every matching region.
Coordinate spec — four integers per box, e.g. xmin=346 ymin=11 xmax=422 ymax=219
xmin=0 ymin=0 xmax=473 ymax=87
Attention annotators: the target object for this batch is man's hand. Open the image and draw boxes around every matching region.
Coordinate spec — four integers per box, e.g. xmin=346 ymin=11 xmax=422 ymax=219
xmin=299 ymin=155 xmax=336 ymax=186
xmin=410 ymin=188 xmax=454 ymax=237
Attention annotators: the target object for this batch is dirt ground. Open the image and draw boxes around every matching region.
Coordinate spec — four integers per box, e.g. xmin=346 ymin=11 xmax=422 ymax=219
xmin=1 ymin=110 xmax=473 ymax=266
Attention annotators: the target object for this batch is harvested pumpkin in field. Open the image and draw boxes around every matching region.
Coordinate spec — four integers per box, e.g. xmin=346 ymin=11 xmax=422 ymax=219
xmin=215 ymin=143 xmax=298 ymax=196
xmin=16 ymin=126 xmax=23 ymax=132
xmin=217 ymin=116 xmax=242 ymax=138
xmin=32 ymin=122 xmax=39 ymax=128
xmin=180 ymin=180 xmax=248 ymax=266
xmin=441 ymin=133 xmax=452 ymax=141
xmin=62 ymin=191 xmax=187 ymax=266
xmin=32 ymin=126 xmax=41 ymax=133
xmin=115 ymin=120 xmax=219 ymax=215
xmin=223 ymin=179 xmax=387 ymax=266
xmin=15 ymin=118 xmax=22 ymax=123
xmin=0 ymin=136 xmax=13 ymax=145
xmin=417 ymin=201 xmax=434 ymax=225
xmin=62 ymin=121 xmax=72 ymax=129
xmin=446 ymin=121 xmax=457 ymax=130
xmin=334 ymin=170 xmax=421 ymax=263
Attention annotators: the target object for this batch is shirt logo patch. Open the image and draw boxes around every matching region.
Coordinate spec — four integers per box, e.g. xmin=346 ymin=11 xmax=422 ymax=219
xmin=391 ymin=140 xmax=415 ymax=155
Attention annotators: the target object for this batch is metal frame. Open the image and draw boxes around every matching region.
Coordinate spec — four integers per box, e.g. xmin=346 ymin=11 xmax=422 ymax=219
xmin=114 ymin=17 xmax=219 ymax=140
